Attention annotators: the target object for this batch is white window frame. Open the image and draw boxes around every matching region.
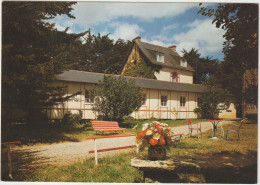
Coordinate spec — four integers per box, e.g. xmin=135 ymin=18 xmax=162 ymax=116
xmin=85 ymin=90 xmax=94 ymax=104
xmin=161 ymin=95 xmax=168 ymax=106
xmin=171 ymin=72 xmax=178 ymax=82
xmin=180 ymin=96 xmax=186 ymax=107
xmin=156 ymin=53 xmax=165 ymax=63
xmin=180 ymin=58 xmax=187 ymax=67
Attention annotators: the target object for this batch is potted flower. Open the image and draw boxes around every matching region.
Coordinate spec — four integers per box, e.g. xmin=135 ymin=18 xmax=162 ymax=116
xmin=136 ymin=121 xmax=174 ymax=160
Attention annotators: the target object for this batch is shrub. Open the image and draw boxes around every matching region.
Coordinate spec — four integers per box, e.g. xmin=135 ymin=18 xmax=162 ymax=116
xmin=62 ymin=111 xmax=82 ymax=125
xmin=120 ymin=116 xmax=136 ymax=128
xmin=92 ymin=75 xmax=142 ymax=122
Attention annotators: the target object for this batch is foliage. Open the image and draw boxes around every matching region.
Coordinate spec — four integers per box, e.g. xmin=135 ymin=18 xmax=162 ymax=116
xmin=195 ymin=79 xmax=230 ymax=119
xmin=136 ymin=121 xmax=174 ymax=151
xmin=122 ymin=56 xmax=162 ymax=79
xmin=199 ymin=3 xmax=258 ymax=115
xmin=120 ymin=116 xmax=136 ymax=128
xmin=72 ymin=30 xmax=132 ymax=74
xmin=62 ymin=111 xmax=83 ymax=125
xmin=92 ymin=75 xmax=143 ymax=122
xmin=2 ymin=2 xmax=86 ymax=123
xmin=182 ymin=48 xmax=220 ymax=84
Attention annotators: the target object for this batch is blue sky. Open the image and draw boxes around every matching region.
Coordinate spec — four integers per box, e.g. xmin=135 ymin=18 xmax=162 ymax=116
xmin=52 ymin=2 xmax=225 ymax=60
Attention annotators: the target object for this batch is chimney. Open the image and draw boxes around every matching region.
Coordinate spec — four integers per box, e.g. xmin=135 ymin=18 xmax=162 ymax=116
xmin=168 ymin=45 xmax=177 ymax=52
xmin=132 ymin=36 xmax=141 ymax=43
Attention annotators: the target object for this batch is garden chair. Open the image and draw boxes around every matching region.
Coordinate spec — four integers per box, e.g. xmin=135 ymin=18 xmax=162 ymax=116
xmin=226 ymin=120 xmax=243 ymax=140
xmin=187 ymin=119 xmax=202 ymax=138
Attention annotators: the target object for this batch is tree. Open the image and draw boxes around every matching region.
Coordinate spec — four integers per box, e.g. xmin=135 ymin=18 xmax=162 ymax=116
xmin=92 ymin=75 xmax=142 ymax=122
xmin=182 ymin=48 xmax=220 ymax=84
xmin=199 ymin=3 xmax=258 ymax=117
xmin=2 ymin=2 xmax=85 ymax=123
xmin=73 ymin=30 xmax=132 ymax=74
xmin=195 ymin=78 xmax=230 ymax=119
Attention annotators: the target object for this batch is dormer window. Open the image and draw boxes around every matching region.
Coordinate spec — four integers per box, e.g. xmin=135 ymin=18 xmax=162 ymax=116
xmin=180 ymin=58 xmax=187 ymax=67
xmin=156 ymin=53 xmax=164 ymax=63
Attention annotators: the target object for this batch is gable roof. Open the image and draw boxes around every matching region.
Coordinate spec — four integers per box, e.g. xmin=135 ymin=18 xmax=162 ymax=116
xmin=135 ymin=40 xmax=194 ymax=72
xmin=56 ymin=70 xmax=206 ymax=93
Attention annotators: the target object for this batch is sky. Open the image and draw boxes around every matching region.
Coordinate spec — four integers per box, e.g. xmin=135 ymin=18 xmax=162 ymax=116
xmin=52 ymin=2 xmax=226 ymax=60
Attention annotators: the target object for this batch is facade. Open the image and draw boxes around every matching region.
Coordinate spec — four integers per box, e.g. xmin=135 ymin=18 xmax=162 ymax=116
xmin=47 ymin=37 xmax=207 ymax=120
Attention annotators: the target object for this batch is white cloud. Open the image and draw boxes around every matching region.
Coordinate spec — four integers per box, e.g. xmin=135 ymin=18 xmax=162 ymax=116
xmin=56 ymin=2 xmax=199 ymax=30
xmin=109 ymin=23 xmax=144 ymax=41
xmin=172 ymin=19 xmax=225 ymax=56
xmin=161 ymin=24 xmax=178 ymax=34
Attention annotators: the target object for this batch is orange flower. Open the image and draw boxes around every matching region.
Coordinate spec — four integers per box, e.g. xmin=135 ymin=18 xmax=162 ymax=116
xmin=150 ymin=138 xmax=158 ymax=146
xmin=136 ymin=134 xmax=141 ymax=139
xmin=155 ymin=123 xmax=160 ymax=129
xmin=168 ymin=127 xmax=172 ymax=132
xmin=140 ymin=131 xmax=145 ymax=138
xmin=159 ymin=138 xmax=166 ymax=146
xmin=158 ymin=128 xmax=163 ymax=133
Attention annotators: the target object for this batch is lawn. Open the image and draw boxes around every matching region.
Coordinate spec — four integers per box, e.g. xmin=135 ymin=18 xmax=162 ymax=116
xmin=15 ymin=120 xmax=257 ymax=183
xmin=2 ymin=119 xmax=206 ymax=145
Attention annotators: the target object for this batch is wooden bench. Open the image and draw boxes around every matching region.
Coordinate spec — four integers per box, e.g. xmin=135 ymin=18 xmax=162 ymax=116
xmin=91 ymin=121 xmax=126 ymax=134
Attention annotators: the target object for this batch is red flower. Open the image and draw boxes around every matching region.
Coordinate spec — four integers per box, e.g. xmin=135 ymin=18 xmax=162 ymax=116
xmin=150 ymin=138 xmax=158 ymax=146
xmin=159 ymin=138 xmax=166 ymax=146
xmin=155 ymin=123 xmax=160 ymax=129
xmin=158 ymin=128 xmax=163 ymax=133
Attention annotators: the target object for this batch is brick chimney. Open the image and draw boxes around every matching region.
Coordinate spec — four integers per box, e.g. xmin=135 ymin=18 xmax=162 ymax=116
xmin=168 ymin=45 xmax=177 ymax=52
xmin=132 ymin=36 xmax=141 ymax=43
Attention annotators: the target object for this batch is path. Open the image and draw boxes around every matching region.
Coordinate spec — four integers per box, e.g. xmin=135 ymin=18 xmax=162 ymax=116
xmin=10 ymin=120 xmax=233 ymax=170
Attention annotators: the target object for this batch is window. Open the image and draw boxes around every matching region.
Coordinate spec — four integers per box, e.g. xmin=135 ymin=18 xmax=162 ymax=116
xmin=171 ymin=72 xmax=178 ymax=82
xmin=142 ymin=94 xmax=146 ymax=105
xmin=85 ymin=90 xmax=94 ymax=103
xmin=180 ymin=96 xmax=186 ymax=107
xmin=161 ymin=96 xmax=167 ymax=106
xmin=180 ymin=58 xmax=187 ymax=67
xmin=156 ymin=53 xmax=165 ymax=63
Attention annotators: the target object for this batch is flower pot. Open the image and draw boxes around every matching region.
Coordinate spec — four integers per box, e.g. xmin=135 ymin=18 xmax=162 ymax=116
xmin=148 ymin=146 xmax=166 ymax=161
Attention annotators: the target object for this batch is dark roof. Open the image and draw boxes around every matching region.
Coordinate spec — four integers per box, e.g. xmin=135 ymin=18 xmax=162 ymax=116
xmin=56 ymin=70 xmax=206 ymax=93
xmin=135 ymin=40 xmax=194 ymax=72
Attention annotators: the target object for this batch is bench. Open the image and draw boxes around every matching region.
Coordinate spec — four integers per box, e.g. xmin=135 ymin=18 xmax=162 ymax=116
xmin=169 ymin=133 xmax=184 ymax=142
xmin=91 ymin=121 xmax=126 ymax=134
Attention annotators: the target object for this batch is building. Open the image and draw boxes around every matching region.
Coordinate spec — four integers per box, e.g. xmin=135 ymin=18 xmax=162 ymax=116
xmin=47 ymin=37 xmax=207 ymax=120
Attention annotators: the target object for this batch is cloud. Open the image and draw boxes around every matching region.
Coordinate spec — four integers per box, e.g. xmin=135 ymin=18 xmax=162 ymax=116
xmin=109 ymin=23 xmax=144 ymax=41
xmin=54 ymin=2 xmax=199 ymax=31
xmin=172 ymin=19 xmax=225 ymax=56
xmin=161 ymin=24 xmax=179 ymax=34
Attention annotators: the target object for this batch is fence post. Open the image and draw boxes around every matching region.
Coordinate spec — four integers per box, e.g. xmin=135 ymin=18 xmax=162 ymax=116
xmin=94 ymin=139 xmax=98 ymax=165
xmin=7 ymin=144 xmax=13 ymax=179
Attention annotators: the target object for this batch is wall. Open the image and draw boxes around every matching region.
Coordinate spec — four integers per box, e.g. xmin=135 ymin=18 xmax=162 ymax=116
xmin=47 ymin=81 xmax=200 ymax=120
xmin=218 ymin=103 xmax=237 ymax=119
xmin=155 ymin=67 xmax=193 ymax=84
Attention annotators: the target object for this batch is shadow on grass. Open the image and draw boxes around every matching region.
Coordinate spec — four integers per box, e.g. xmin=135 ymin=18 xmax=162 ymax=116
xmin=1 ymin=123 xmax=89 ymax=145
xmin=171 ymin=150 xmax=257 ymax=183
xmin=2 ymin=146 xmax=53 ymax=181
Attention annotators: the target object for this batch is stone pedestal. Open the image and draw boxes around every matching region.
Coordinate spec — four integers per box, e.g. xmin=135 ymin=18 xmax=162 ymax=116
xmin=131 ymin=157 xmax=200 ymax=183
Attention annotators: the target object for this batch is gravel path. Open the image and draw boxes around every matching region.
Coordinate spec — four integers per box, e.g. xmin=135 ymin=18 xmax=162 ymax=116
xmin=10 ymin=120 xmax=233 ymax=169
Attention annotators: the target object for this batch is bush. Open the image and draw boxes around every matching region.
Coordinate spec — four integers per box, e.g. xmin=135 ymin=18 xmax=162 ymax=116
xmin=62 ymin=111 xmax=82 ymax=125
xmin=120 ymin=116 xmax=136 ymax=128
xmin=92 ymin=75 xmax=142 ymax=122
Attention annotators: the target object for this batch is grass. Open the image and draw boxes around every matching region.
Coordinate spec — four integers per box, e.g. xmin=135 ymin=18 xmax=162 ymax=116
xmin=14 ymin=120 xmax=257 ymax=183
xmin=2 ymin=119 xmax=206 ymax=145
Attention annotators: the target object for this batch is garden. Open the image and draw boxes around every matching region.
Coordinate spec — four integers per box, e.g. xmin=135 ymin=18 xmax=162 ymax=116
xmin=10 ymin=119 xmax=257 ymax=183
